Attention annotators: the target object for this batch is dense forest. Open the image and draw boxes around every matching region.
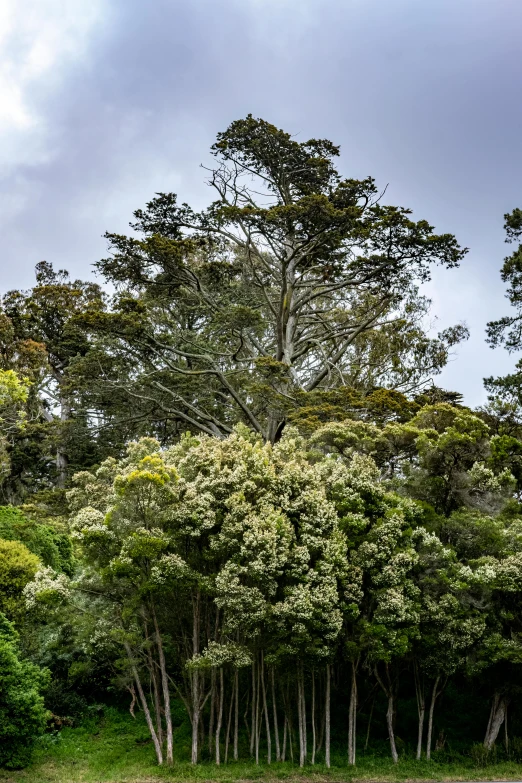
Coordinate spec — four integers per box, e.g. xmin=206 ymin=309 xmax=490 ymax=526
xmin=2 ymin=116 xmax=522 ymax=773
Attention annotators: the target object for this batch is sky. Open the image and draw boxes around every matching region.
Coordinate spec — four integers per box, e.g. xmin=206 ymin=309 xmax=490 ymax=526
xmin=1 ymin=0 xmax=522 ymax=406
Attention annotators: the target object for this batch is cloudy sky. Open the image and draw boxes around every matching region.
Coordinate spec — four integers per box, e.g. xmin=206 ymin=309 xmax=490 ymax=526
xmin=2 ymin=0 xmax=522 ymax=405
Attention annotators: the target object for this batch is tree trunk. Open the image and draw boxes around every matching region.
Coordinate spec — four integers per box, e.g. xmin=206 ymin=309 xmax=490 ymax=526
xmin=282 ymin=717 xmax=287 ymax=762
xmin=261 ymin=654 xmax=272 ymax=763
xmin=209 ymin=667 xmax=216 ymax=756
xmin=124 ymin=641 xmax=163 ymax=765
xmin=365 ymin=697 xmax=375 ymax=751
xmin=325 ymin=663 xmax=331 ymax=768
xmin=234 ymin=668 xmax=239 ymax=761
xmin=225 ymin=671 xmax=234 ymax=763
xmin=191 ymin=591 xmax=201 ymax=764
xmin=144 ymin=624 xmax=163 ymax=747
xmin=152 ymin=610 xmax=173 ymax=764
xmin=375 ymin=664 xmax=398 ymax=764
xmin=426 ymin=675 xmax=441 ymax=761
xmin=311 ymin=670 xmax=316 ymax=765
xmin=484 ymin=692 xmax=510 ymax=750
xmin=386 ymin=692 xmax=399 ymax=764
xmin=271 ymin=668 xmax=280 ymax=762
xmin=255 ymin=656 xmax=261 ymax=764
xmin=414 ymin=662 xmax=425 ymax=761
xmin=215 ymin=668 xmax=224 ymax=764
xmin=348 ymin=661 xmax=358 ymax=765
xmin=297 ymin=664 xmax=307 ymax=767
xmin=250 ymin=660 xmax=256 ymax=757
xmin=56 ymin=394 xmax=71 ymax=489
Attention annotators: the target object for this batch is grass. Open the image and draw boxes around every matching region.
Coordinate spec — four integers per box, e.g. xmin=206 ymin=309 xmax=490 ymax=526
xmin=1 ymin=709 xmax=522 ymax=783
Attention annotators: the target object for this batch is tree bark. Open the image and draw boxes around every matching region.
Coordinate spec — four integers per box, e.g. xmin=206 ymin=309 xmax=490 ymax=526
xmin=124 ymin=641 xmax=163 ymax=765
xmin=414 ymin=662 xmax=425 ymax=761
xmin=297 ymin=663 xmax=307 ymax=767
xmin=209 ymin=667 xmax=216 ymax=756
xmin=311 ymin=670 xmax=316 ymax=765
xmin=325 ymin=663 xmax=331 ymax=768
xmin=484 ymin=692 xmax=510 ymax=750
xmin=348 ymin=660 xmax=358 ymax=765
xmin=191 ymin=591 xmax=201 ymax=764
xmin=261 ymin=653 xmax=272 ymax=763
xmin=56 ymin=393 xmax=71 ymax=489
xmin=152 ymin=609 xmax=173 ymax=764
xmin=375 ymin=664 xmax=398 ymax=764
xmin=271 ymin=668 xmax=281 ymax=761
xmin=234 ymin=668 xmax=239 ymax=761
xmin=144 ymin=620 xmax=163 ymax=747
xmin=365 ymin=697 xmax=375 ymax=751
xmin=426 ymin=675 xmax=441 ymax=761
xmin=215 ymin=668 xmax=224 ymax=764
xmin=250 ymin=660 xmax=256 ymax=757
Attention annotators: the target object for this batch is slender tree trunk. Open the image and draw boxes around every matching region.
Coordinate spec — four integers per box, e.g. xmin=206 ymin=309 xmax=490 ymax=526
xmin=191 ymin=591 xmax=201 ymax=764
xmin=386 ymin=692 xmax=399 ymax=764
xmin=484 ymin=692 xmax=510 ymax=750
xmin=215 ymin=668 xmax=224 ymax=765
xmin=56 ymin=393 xmax=71 ymax=489
xmin=234 ymin=668 xmax=239 ymax=761
xmin=311 ymin=670 xmax=316 ymax=765
xmin=325 ymin=663 xmax=331 ymax=769
xmin=426 ymin=675 xmax=440 ymax=760
xmin=348 ymin=661 xmax=358 ymax=765
xmin=414 ymin=662 xmax=425 ymax=761
xmin=288 ymin=715 xmax=294 ymax=763
xmin=282 ymin=717 xmax=287 ymax=762
xmin=144 ymin=625 xmax=163 ymax=747
xmin=375 ymin=664 xmax=398 ymax=764
xmin=365 ymin=697 xmax=375 ymax=751
xmin=261 ymin=653 xmax=272 ymax=763
xmin=225 ymin=672 xmax=234 ymax=763
xmin=297 ymin=663 xmax=307 ymax=767
xmin=124 ymin=642 xmax=163 ymax=765
xmin=209 ymin=668 xmax=216 ymax=756
xmin=255 ymin=656 xmax=261 ymax=764
xmin=505 ymin=703 xmax=509 ymax=753
xmin=250 ymin=660 xmax=256 ymax=757
xmin=152 ymin=610 xmax=173 ymax=764
xmin=271 ymin=668 xmax=280 ymax=761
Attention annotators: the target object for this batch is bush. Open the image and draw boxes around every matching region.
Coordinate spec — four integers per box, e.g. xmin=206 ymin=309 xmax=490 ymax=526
xmin=0 ymin=612 xmax=49 ymax=768
xmin=0 ymin=538 xmax=39 ymax=619
xmin=0 ymin=505 xmax=74 ymax=576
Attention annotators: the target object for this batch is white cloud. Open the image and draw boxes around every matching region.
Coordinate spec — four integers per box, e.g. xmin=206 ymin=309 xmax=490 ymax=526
xmin=0 ymin=0 xmax=105 ymax=169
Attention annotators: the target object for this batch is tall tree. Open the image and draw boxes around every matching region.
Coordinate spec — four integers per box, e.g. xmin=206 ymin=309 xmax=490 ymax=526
xmin=486 ymin=208 xmax=522 ymax=403
xmin=3 ymin=262 xmax=105 ymax=488
xmin=85 ymin=115 xmax=467 ymax=443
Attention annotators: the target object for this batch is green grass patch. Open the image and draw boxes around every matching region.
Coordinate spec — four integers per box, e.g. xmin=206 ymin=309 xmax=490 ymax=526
xmin=2 ymin=709 xmax=522 ymax=783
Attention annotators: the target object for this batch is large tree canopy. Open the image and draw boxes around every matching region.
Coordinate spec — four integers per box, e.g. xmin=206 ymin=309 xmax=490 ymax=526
xmin=77 ymin=116 xmax=467 ymax=443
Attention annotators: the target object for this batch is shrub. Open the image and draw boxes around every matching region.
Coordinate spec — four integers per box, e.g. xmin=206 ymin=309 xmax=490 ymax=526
xmin=0 ymin=538 xmax=39 ymax=619
xmin=0 ymin=506 xmax=74 ymax=576
xmin=0 ymin=612 xmax=49 ymax=768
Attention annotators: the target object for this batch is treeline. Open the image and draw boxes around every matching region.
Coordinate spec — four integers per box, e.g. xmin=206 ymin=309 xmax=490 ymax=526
xmin=1 ymin=116 xmax=522 ymax=769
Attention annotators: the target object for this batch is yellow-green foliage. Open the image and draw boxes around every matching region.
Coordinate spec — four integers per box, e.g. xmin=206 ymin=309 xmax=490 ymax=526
xmin=0 ymin=539 xmax=39 ymax=619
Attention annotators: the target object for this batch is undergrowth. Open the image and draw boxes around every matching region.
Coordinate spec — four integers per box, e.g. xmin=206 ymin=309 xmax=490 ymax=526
xmin=1 ymin=708 xmax=522 ymax=783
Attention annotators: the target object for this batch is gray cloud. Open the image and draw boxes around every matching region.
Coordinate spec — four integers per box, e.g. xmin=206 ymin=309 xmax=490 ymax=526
xmin=2 ymin=0 xmax=522 ymax=405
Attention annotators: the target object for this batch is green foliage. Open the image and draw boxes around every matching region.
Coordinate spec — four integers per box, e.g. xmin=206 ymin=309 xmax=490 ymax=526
xmin=0 ymin=506 xmax=73 ymax=576
xmin=0 ymin=612 xmax=49 ymax=768
xmin=0 ymin=539 xmax=39 ymax=620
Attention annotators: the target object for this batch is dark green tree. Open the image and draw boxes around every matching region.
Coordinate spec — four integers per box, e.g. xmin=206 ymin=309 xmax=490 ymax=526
xmin=82 ymin=115 xmax=467 ymax=443
xmin=0 ymin=612 xmax=49 ymax=768
xmin=3 ymin=262 xmax=106 ymax=489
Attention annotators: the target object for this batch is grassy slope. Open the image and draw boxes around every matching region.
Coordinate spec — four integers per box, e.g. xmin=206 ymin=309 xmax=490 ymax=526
xmin=1 ymin=710 xmax=522 ymax=783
